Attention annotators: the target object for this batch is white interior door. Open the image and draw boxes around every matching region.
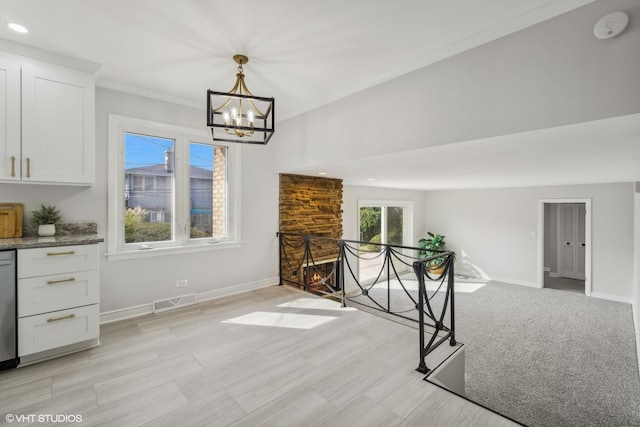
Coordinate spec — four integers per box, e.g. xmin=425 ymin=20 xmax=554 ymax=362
xmin=559 ymin=203 xmax=586 ymax=280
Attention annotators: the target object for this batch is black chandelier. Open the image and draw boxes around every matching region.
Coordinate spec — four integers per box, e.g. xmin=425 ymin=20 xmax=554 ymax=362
xmin=207 ymin=55 xmax=274 ymax=145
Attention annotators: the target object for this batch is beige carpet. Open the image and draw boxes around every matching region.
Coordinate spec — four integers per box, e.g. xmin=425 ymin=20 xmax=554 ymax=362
xmin=347 ymin=279 xmax=640 ymax=427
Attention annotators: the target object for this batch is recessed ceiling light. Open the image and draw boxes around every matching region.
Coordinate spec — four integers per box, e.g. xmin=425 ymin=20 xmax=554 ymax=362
xmin=367 ymin=178 xmax=376 ymax=181
xmin=318 ymin=172 xmax=327 ymax=176
xmin=8 ymin=22 xmax=28 ymax=34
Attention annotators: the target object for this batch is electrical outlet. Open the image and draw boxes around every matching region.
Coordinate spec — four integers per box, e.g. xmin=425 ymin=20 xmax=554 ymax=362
xmin=176 ymin=279 xmax=188 ymax=288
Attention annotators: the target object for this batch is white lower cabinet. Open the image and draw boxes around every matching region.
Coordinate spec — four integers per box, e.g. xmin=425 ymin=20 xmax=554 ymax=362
xmin=18 ymin=305 xmax=99 ymax=357
xmin=18 ymin=244 xmax=100 ymax=359
xmin=18 ymin=270 xmax=99 ymax=317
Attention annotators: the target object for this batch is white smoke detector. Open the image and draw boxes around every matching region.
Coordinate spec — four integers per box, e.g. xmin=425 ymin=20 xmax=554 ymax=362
xmin=594 ymin=11 xmax=629 ymax=40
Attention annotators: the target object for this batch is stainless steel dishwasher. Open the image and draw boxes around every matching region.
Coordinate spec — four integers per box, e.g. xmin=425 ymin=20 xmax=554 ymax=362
xmin=0 ymin=250 xmax=18 ymax=370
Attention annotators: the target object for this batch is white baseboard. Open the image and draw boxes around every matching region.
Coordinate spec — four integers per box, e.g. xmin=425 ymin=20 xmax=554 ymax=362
xmin=548 ymin=272 xmax=561 ymax=278
xmin=100 ymin=277 xmax=280 ymax=324
xmin=491 ymin=276 xmax=539 ymax=288
xmin=197 ymin=277 xmax=279 ymax=303
xmin=590 ymin=292 xmax=632 ymax=304
xmin=100 ymin=303 xmax=154 ymax=324
xmin=19 ymin=338 xmax=101 ymax=366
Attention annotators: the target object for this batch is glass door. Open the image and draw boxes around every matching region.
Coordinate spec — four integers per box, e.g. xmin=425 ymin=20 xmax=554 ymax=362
xmin=358 ymin=201 xmax=412 ymax=284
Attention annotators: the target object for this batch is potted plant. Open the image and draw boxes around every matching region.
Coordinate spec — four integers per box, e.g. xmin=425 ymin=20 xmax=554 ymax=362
xmin=30 ymin=204 xmax=62 ymax=236
xmin=417 ymin=232 xmax=449 ymax=274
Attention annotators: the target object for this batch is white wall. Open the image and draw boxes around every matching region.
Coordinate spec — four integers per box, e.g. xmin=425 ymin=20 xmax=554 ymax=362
xmin=0 ymin=87 xmax=280 ymax=313
xmin=342 ymin=185 xmax=426 ymax=246
xmin=96 ymin=88 xmax=280 ymax=312
xmin=274 ymin=0 xmax=640 ymax=173
xmin=423 ymin=183 xmax=634 ymax=300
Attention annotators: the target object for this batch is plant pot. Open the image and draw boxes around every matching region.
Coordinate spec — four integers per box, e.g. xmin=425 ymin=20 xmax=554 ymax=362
xmin=38 ymin=224 xmax=56 ymax=237
xmin=428 ymin=266 xmax=445 ymax=275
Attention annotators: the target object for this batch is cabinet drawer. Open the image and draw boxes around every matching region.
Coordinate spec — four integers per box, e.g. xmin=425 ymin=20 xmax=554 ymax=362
xmin=18 ymin=304 xmax=99 ymax=357
xmin=18 ymin=244 xmax=98 ymax=278
xmin=19 ymin=270 xmax=99 ymax=317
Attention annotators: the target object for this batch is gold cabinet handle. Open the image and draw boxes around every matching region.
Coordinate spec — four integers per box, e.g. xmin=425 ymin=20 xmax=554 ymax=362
xmin=11 ymin=156 xmax=15 ymax=177
xmin=26 ymin=157 xmax=30 ymax=178
xmin=46 ymin=251 xmax=76 ymax=256
xmin=47 ymin=314 xmax=75 ymax=323
xmin=47 ymin=277 xmax=76 ymax=285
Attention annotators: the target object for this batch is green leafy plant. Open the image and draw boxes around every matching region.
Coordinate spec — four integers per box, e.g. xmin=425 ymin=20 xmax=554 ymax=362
xmin=417 ymin=232 xmax=448 ymax=267
xmin=29 ymin=204 xmax=62 ymax=226
xmin=124 ymin=207 xmax=147 ymax=243
xmin=124 ymin=207 xmax=209 ymax=243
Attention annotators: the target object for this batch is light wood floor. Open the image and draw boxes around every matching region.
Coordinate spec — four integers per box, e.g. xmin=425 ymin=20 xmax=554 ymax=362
xmin=0 ymin=285 xmax=518 ymax=426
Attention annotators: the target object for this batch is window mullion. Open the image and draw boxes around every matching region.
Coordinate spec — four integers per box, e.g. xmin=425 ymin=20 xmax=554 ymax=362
xmin=175 ymin=136 xmax=188 ymax=246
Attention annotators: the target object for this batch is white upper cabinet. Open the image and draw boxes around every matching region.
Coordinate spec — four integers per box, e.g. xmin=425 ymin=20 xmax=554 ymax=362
xmin=0 ymin=51 xmax=96 ymax=185
xmin=0 ymin=52 xmax=21 ymax=181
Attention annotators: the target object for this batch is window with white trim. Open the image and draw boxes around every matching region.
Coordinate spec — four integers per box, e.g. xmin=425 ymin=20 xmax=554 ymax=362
xmin=107 ymin=114 xmax=241 ymax=260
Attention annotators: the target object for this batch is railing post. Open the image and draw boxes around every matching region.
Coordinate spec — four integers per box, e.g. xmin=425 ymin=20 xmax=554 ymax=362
xmin=339 ymin=240 xmax=346 ymax=308
xmin=304 ymin=235 xmax=310 ymax=291
xmin=414 ymin=260 xmax=429 ymax=374
xmin=386 ymin=246 xmax=391 ymax=313
xmin=448 ymin=256 xmax=456 ymax=346
xmin=277 ymin=232 xmax=283 ymax=286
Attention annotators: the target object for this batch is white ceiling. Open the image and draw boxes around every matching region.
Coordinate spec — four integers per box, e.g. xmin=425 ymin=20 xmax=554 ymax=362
xmin=2 ymin=0 xmax=637 ymax=190
xmin=300 ymin=113 xmax=640 ymax=190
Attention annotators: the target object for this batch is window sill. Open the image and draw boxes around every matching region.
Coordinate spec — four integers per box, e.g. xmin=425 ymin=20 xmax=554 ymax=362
xmin=106 ymin=240 xmax=243 ymax=261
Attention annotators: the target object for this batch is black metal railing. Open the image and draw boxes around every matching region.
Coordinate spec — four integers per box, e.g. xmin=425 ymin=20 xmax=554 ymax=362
xmin=277 ymin=232 xmax=456 ymax=374
xmin=413 ymin=251 xmax=456 ymax=374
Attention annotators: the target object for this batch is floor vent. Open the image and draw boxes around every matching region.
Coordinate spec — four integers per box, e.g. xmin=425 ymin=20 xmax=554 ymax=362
xmin=153 ymin=293 xmax=197 ymax=313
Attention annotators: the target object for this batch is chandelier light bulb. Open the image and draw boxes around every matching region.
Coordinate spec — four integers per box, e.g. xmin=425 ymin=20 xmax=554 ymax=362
xmin=247 ymin=110 xmax=255 ymax=127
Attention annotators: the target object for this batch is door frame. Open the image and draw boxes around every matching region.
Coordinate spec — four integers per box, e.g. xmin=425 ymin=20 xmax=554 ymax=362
xmin=537 ymin=198 xmax=592 ymax=296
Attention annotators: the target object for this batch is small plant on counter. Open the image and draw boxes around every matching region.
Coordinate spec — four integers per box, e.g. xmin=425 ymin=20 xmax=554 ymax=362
xmin=29 ymin=204 xmax=62 ymax=226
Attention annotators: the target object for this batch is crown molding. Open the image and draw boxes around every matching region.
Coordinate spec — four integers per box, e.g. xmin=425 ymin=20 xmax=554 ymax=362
xmin=0 ymin=38 xmax=101 ymax=74
xmin=96 ymin=78 xmax=203 ymax=110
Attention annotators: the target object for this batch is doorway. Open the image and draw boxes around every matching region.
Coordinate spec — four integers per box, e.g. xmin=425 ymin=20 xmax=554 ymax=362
xmin=357 ymin=200 xmax=412 ymax=284
xmin=538 ymin=199 xmax=591 ymax=295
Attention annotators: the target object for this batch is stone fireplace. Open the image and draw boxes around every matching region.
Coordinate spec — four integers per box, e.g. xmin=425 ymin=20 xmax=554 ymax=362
xmin=279 ymin=174 xmax=343 ymax=291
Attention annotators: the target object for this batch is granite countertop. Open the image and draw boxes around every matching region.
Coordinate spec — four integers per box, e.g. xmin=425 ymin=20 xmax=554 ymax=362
xmin=0 ymin=223 xmax=104 ymax=250
xmin=0 ymin=234 xmax=104 ymax=250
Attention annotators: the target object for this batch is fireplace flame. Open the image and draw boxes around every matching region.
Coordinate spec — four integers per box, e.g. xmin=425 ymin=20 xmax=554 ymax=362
xmin=311 ymin=272 xmax=321 ymax=285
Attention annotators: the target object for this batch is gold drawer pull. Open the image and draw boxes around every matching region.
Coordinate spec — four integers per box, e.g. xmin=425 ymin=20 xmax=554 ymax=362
xmin=47 ymin=277 xmax=76 ymax=285
xmin=46 ymin=251 xmax=76 ymax=256
xmin=47 ymin=314 xmax=75 ymax=323
xmin=11 ymin=156 xmax=15 ymax=177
